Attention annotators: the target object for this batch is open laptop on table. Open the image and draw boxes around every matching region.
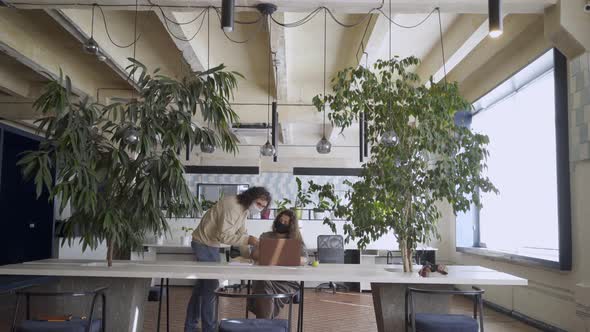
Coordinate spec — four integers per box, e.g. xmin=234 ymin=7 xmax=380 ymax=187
xmin=257 ymin=238 xmax=302 ymax=266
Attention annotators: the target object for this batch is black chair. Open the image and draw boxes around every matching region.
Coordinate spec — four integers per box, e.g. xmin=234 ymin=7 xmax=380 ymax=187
xmin=11 ymin=286 xmax=107 ymax=332
xmin=215 ymin=287 xmax=295 ymax=332
xmin=315 ymin=235 xmax=348 ymax=294
xmin=405 ymin=287 xmax=485 ymax=332
xmin=245 ymin=280 xmax=305 ymax=332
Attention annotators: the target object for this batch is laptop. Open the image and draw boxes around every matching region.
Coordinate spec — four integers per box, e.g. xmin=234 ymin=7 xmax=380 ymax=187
xmin=257 ymin=238 xmax=302 ymax=266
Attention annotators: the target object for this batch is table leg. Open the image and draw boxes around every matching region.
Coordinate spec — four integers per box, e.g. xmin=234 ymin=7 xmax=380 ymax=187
xmin=298 ymin=281 xmax=304 ymax=332
xmin=156 ymin=278 xmax=163 ymax=332
xmin=166 ymin=278 xmax=170 ymax=332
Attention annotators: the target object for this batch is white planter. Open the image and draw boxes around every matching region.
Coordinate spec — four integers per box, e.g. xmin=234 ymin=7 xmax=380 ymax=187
xmin=156 ymin=235 xmax=165 ymax=245
xmin=181 ymin=236 xmax=192 ymax=246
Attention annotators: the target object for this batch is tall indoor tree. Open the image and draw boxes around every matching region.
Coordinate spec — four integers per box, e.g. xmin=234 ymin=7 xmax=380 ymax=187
xmin=312 ymin=56 xmax=497 ymax=272
xmin=18 ymin=59 xmax=242 ymax=266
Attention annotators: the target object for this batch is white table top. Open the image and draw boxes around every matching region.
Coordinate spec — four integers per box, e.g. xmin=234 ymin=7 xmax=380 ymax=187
xmin=0 ymin=259 xmax=527 ymax=286
xmin=142 ymin=243 xmax=437 ymax=252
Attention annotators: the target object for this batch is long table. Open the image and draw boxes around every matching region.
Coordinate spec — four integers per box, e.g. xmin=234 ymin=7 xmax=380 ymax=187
xmin=0 ymin=259 xmax=527 ymax=331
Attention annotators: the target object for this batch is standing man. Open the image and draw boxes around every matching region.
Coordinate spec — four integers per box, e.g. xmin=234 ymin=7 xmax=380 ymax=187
xmin=184 ymin=186 xmax=271 ymax=332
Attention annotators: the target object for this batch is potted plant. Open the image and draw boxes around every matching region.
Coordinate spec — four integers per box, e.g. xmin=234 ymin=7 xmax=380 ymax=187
xmin=294 ymin=177 xmax=312 ymax=220
xmin=311 ymin=56 xmax=496 ymax=272
xmin=274 ymin=198 xmax=291 ymax=213
xmin=308 ymin=181 xmax=337 ymax=220
xmin=18 ymin=60 xmax=242 ymax=266
xmin=180 ymin=226 xmax=194 ymax=246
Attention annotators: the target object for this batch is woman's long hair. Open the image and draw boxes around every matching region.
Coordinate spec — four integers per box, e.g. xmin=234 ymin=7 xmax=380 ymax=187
xmin=236 ymin=186 xmax=272 ymax=210
xmin=272 ymin=209 xmax=303 ymax=243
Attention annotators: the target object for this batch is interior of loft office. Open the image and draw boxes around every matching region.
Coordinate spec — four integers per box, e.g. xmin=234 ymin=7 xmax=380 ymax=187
xmin=0 ymin=0 xmax=590 ymax=332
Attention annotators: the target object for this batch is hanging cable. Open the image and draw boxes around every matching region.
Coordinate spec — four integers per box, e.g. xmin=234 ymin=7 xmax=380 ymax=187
xmin=270 ymin=7 xmax=323 ymax=28
xmin=132 ymin=0 xmax=138 ymax=59
xmin=436 ymin=8 xmax=448 ymax=84
xmin=147 ymin=0 xmax=205 ymax=25
xmin=214 ymin=8 xmax=264 ymax=44
xmin=267 ymin=13 xmax=271 ymax=131
xmin=213 ymin=7 xmax=262 ymax=25
xmin=158 ymin=7 xmax=207 ymax=42
xmin=378 ymin=7 xmax=437 ymax=29
xmin=90 ymin=4 xmax=95 ymax=38
xmin=355 ymin=14 xmax=374 ymax=65
xmin=207 ymin=7 xmax=210 ymax=70
xmin=96 ymin=5 xmax=141 ymax=48
xmin=322 ymin=7 xmax=327 ymax=137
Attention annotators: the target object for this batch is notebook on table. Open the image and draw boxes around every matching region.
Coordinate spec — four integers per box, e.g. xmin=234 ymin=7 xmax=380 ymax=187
xmin=257 ymin=238 xmax=302 ymax=266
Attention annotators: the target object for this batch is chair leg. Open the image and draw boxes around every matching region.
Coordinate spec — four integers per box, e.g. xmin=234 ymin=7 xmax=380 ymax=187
xmin=156 ymin=278 xmax=163 ymax=332
xmin=298 ymin=281 xmax=304 ymax=332
xmin=245 ymin=280 xmax=251 ymax=318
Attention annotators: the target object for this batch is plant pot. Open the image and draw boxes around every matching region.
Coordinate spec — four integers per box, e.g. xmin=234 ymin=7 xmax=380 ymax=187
xmin=181 ymin=236 xmax=192 ymax=246
xmin=294 ymin=208 xmax=303 ymax=220
xmin=156 ymin=235 xmax=165 ymax=245
xmin=261 ymin=209 xmax=271 ymax=219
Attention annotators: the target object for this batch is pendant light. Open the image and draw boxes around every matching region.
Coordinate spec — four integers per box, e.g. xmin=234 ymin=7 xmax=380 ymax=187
xmin=124 ymin=127 xmax=140 ymax=145
xmin=123 ymin=1 xmax=141 ymax=145
xmin=381 ymin=0 xmax=398 ymax=147
xmin=488 ymin=0 xmax=503 ymax=38
xmin=83 ymin=5 xmax=106 ymax=62
xmin=201 ymin=8 xmax=216 ymax=154
xmin=316 ymin=9 xmax=332 ymax=154
xmin=221 ymin=0 xmax=235 ymax=32
xmin=260 ymin=4 xmax=277 ymax=157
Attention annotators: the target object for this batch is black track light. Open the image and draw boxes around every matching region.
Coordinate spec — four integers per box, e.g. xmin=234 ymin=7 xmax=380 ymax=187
xmin=221 ymin=0 xmax=235 ymax=32
xmin=488 ymin=0 xmax=503 ymax=38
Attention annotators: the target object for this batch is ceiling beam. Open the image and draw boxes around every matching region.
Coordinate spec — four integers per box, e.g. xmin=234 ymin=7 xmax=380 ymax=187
xmin=0 ymin=62 xmax=37 ymax=97
xmin=8 ymin=0 xmax=557 ymax=14
xmin=0 ymin=99 xmax=39 ymax=120
xmin=45 ymin=9 xmax=139 ymax=90
xmin=270 ymin=13 xmax=287 ymax=101
xmin=445 ymin=14 xmax=541 ymax=85
xmin=415 ymin=14 xmax=488 ymax=83
xmin=0 ymin=10 xmax=130 ymax=98
xmin=154 ymin=9 xmax=205 ymax=72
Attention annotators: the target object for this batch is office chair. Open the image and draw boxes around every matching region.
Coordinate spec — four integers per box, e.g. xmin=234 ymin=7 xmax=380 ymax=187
xmin=405 ymin=287 xmax=485 ymax=332
xmin=315 ymin=235 xmax=349 ymax=294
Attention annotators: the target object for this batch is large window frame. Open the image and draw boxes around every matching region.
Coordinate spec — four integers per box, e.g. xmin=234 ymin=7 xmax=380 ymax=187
xmin=456 ymin=48 xmax=572 ymax=271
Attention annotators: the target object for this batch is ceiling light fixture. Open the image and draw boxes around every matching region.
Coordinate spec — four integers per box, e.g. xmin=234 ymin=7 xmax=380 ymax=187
xmin=201 ymin=9 xmax=215 ymax=154
xmin=124 ymin=126 xmax=140 ymax=145
xmin=316 ymin=8 xmax=331 ymax=154
xmin=488 ymin=0 xmax=503 ymax=38
xmin=200 ymin=141 xmax=216 ymax=153
xmin=381 ymin=0 xmax=398 ymax=147
xmin=221 ymin=0 xmax=235 ymax=32
xmin=83 ymin=5 xmax=106 ymax=62
xmin=258 ymin=3 xmax=277 ymax=157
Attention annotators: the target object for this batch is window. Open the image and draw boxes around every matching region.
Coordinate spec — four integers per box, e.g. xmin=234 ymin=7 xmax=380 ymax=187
xmin=456 ymin=49 xmax=572 ymax=270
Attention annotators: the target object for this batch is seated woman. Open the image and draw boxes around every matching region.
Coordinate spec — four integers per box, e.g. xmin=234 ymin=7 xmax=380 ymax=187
xmin=247 ymin=209 xmax=308 ymax=319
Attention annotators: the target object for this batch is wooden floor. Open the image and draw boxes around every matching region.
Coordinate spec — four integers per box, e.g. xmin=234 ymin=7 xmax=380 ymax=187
xmin=143 ymin=286 xmax=542 ymax=332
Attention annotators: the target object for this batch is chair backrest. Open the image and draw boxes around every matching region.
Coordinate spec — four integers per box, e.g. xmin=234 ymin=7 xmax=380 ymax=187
xmin=12 ymin=286 xmax=108 ymax=332
xmin=317 ymin=235 xmax=344 ymax=264
xmin=215 ymin=287 xmax=295 ymax=331
xmin=406 ymin=287 xmax=485 ymax=332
